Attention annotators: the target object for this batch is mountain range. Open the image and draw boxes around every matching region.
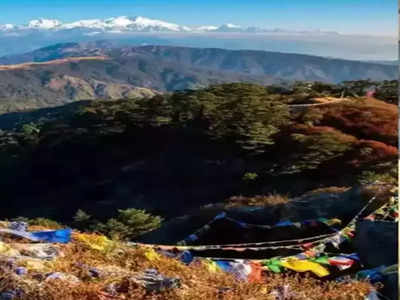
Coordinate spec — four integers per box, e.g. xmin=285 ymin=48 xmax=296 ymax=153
xmin=0 ymin=16 xmax=339 ymax=34
xmin=0 ymin=42 xmax=396 ymax=113
xmin=0 ymin=16 xmax=396 ymax=61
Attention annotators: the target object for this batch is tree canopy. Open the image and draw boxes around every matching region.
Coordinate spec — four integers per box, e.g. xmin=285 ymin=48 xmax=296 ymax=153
xmin=168 ymin=83 xmax=291 ymax=153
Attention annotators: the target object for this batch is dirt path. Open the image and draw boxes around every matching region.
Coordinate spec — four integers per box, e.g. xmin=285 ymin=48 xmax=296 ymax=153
xmin=288 ymin=97 xmax=351 ymax=113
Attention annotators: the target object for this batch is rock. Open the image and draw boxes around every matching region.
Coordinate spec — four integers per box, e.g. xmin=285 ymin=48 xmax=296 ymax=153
xmin=131 ymin=269 xmax=180 ymax=292
xmin=11 ymin=243 xmax=61 ymax=260
xmin=88 ymin=267 xmax=101 ymax=278
xmin=45 ymin=272 xmax=80 ymax=284
xmin=139 ymin=185 xmax=388 ymax=245
xmin=354 ymin=221 xmax=398 ymax=268
xmin=8 ymin=222 xmax=28 ymax=232
xmin=75 ymin=263 xmax=102 ymax=278
xmin=105 ymin=283 xmax=118 ymax=296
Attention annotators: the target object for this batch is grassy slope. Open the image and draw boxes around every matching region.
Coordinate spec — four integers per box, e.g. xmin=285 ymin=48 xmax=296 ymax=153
xmin=0 ymin=225 xmax=375 ymax=300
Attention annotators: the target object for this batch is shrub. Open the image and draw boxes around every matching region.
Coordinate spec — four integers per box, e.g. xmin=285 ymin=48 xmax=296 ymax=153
xmin=242 ymin=172 xmax=259 ymax=181
xmin=21 ymin=123 xmax=41 ymax=136
xmin=287 ymin=127 xmax=356 ymax=172
xmin=301 ymin=108 xmax=324 ymax=126
xmin=303 ymin=186 xmax=351 ymax=196
xmin=317 ymin=98 xmax=397 ymax=146
xmin=20 ymin=122 xmax=41 ymax=145
xmin=11 ymin=217 xmax=63 ymax=229
xmin=226 ymin=193 xmax=289 ymax=207
xmin=72 ymin=209 xmax=93 ymax=230
xmin=374 ymin=80 xmax=398 ymax=104
xmin=94 ymin=208 xmax=163 ymax=241
xmin=358 ymin=170 xmax=397 ymax=185
xmin=350 ymin=140 xmax=398 ymax=167
xmin=33 ymin=218 xmax=63 ymax=229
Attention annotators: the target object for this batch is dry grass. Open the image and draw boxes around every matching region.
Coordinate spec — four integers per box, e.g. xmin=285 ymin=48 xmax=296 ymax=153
xmin=225 ymin=194 xmax=290 ymax=208
xmin=318 ymin=97 xmax=397 ymax=146
xmin=0 ymin=56 xmax=110 ymax=71
xmin=359 ymin=183 xmax=397 ymax=204
xmin=0 ymin=231 xmax=377 ymax=299
xmin=303 ymin=186 xmax=351 ymax=197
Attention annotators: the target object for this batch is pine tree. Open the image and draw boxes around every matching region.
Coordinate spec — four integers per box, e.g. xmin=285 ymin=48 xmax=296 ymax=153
xmin=98 ymin=208 xmax=163 ymax=241
xmin=73 ymin=209 xmax=92 ymax=230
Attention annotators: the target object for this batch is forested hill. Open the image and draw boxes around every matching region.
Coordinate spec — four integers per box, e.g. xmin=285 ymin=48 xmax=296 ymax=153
xmin=0 ymin=82 xmax=396 ymax=221
xmin=0 ymin=43 xmax=396 ymax=84
xmin=0 ymin=43 xmax=396 ymax=114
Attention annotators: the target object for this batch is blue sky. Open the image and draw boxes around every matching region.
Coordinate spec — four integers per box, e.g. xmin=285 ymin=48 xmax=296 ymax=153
xmin=0 ymin=0 xmax=396 ymax=35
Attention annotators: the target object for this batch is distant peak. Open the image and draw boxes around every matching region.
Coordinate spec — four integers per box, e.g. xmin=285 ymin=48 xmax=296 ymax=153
xmin=0 ymin=24 xmax=15 ymax=31
xmin=28 ymin=18 xmax=62 ymax=29
xmin=0 ymin=16 xmax=341 ymax=36
xmin=132 ymin=16 xmax=150 ymax=22
xmin=225 ymin=23 xmax=241 ymax=28
xmin=196 ymin=25 xmax=218 ymax=31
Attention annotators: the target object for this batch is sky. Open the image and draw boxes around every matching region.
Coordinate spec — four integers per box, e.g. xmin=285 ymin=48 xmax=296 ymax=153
xmin=0 ymin=0 xmax=397 ymax=36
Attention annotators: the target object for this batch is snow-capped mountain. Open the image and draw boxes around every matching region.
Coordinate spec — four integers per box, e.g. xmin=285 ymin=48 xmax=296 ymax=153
xmin=61 ymin=16 xmax=190 ymax=32
xmin=195 ymin=24 xmax=243 ymax=32
xmin=213 ymin=23 xmax=242 ymax=32
xmin=2 ymin=16 xmax=192 ymax=33
xmin=0 ymin=16 xmax=250 ymax=33
xmin=0 ymin=24 xmax=16 ymax=31
xmin=28 ymin=19 xmax=62 ymax=30
xmin=61 ymin=19 xmax=105 ymax=30
xmin=0 ymin=16 xmax=395 ymax=63
xmin=0 ymin=16 xmax=345 ymax=35
xmin=2 ymin=17 xmax=338 ymax=34
xmin=196 ymin=25 xmax=219 ymax=31
xmin=105 ymin=16 xmax=191 ymax=32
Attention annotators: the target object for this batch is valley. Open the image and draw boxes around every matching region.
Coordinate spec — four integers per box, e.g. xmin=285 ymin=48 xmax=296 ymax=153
xmin=0 ymin=43 xmax=396 ymax=114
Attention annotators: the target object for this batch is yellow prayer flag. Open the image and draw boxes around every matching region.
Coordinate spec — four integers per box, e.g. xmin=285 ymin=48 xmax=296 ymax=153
xmin=281 ymin=258 xmax=330 ymax=277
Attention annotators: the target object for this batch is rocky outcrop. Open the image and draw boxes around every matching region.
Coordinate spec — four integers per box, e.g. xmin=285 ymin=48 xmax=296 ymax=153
xmin=354 ymin=220 xmax=398 ymax=268
xmin=139 ymin=184 xmax=392 ymax=244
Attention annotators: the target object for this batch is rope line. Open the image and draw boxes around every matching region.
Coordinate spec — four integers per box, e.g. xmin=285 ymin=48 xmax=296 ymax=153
xmin=134 ymin=193 xmax=383 ymax=253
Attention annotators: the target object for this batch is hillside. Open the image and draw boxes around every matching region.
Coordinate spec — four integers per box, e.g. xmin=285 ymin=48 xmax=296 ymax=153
xmin=0 ymin=82 xmax=395 ymax=221
xmin=0 ymin=82 xmax=396 ymax=299
xmin=1 ymin=43 xmax=396 ymax=83
xmin=0 ymin=219 xmax=385 ymax=300
xmin=124 ymin=45 xmax=397 ymax=82
xmin=0 ymin=46 xmax=279 ymax=113
xmin=0 ymin=43 xmax=396 ymax=113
